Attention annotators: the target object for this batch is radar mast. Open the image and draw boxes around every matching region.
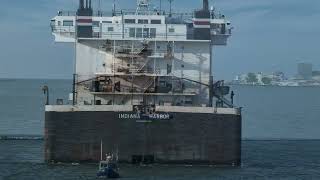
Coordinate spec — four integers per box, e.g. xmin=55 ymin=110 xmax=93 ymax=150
xmin=136 ymin=0 xmax=150 ymax=15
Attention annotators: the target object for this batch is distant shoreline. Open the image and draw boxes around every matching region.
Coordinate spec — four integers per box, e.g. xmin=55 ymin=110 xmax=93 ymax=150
xmin=228 ymin=83 xmax=320 ymax=88
xmin=0 ymin=135 xmax=44 ymax=141
xmin=0 ymin=78 xmax=72 ymax=81
xmin=2 ymin=135 xmax=320 ymax=142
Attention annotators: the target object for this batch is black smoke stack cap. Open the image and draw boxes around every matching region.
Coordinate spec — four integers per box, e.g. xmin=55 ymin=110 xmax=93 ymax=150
xmin=79 ymin=0 xmax=84 ymax=9
xmin=203 ymin=0 xmax=209 ymax=11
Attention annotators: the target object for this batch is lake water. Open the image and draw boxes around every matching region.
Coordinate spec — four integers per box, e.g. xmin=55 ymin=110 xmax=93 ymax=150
xmin=1 ymin=79 xmax=320 ymax=139
xmin=1 ymin=79 xmax=320 ymax=179
xmin=1 ymin=140 xmax=320 ymax=179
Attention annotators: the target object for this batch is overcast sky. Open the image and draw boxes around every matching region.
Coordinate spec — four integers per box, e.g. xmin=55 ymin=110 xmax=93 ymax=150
xmin=0 ymin=0 xmax=319 ymax=80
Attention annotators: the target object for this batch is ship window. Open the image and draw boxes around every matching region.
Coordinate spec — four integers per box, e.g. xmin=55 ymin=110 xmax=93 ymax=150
xmin=150 ymin=28 xmax=156 ymax=38
xmin=138 ymin=19 xmax=148 ymax=24
xmin=58 ymin=21 xmax=61 ymax=26
xmin=136 ymin=28 xmax=143 ymax=38
xmin=102 ymin=21 xmax=112 ymax=24
xmin=129 ymin=28 xmax=136 ymax=38
xmin=160 ymin=81 xmax=166 ymax=86
xmin=143 ymin=28 xmax=149 ymax=38
xmin=108 ymin=27 xmax=114 ymax=32
xmin=125 ymin=19 xmax=136 ymax=24
xmin=151 ymin=20 xmax=161 ymax=24
xmin=93 ymin=21 xmax=100 ymax=27
xmin=63 ymin=20 xmax=74 ymax=26
xmin=168 ymin=28 xmax=175 ymax=33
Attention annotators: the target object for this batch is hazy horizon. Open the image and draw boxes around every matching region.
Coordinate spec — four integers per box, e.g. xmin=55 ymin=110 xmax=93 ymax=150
xmin=0 ymin=0 xmax=319 ymax=80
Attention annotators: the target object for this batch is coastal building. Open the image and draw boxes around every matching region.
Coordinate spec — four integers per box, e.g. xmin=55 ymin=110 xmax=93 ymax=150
xmin=272 ymin=71 xmax=286 ymax=82
xmin=256 ymin=72 xmax=263 ymax=85
xmin=231 ymin=65 xmax=320 ymax=87
xmin=297 ymin=63 xmax=313 ymax=80
xmin=312 ymin=71 xmax=320 ymax=81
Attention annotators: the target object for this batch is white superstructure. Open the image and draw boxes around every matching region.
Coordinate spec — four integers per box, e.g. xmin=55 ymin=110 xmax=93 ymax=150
xmin=50 ymin=0 xmax=233 ymax=108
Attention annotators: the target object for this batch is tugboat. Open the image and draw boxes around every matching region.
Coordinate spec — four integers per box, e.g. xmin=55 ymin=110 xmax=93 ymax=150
xmin=97 ymin=154 xmax=120 ymax=179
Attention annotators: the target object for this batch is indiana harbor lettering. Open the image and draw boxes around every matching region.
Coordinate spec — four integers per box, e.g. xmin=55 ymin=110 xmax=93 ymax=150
xmin=118 ymin=113 xmax=170 ymax=120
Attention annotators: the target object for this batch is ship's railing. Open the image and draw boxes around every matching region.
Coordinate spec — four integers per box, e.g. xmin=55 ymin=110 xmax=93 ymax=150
xmin=51 ymin=25 xmax=231 ymax=44
xmin=99 ymin=32 xmax=189 ymax=41
xmin=56 ymin=11 xmax=76 ymax=16
xmin=76 ymin=74 xmax=203 ymax=95
xmin=72 ymin=73 xmax=240 ymax=108
xmin=112 ymin=65 xmax=155 ymax=74
xmin=55 ymin=10 xmax=194 ymax=20
xmin=114 ymin=9 xmax=194 ymax=17
xmin=52 ymin=29 xmax=231 ymax=42
xmin=55 ymin=10 xmax=227 ymax=21
xmin=51 ymin=27 xmax=189 ymax=40
xmin=112 ymin=48 xmax=172 ymax=60
xmin=212 ymin=29 xmax=232 ymax=36
xmin=51 ymin=26 xmax=75 ymax=34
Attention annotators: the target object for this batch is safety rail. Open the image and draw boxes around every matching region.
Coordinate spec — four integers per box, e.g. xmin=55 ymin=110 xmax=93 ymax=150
xmin=52 ymin=26 xmax=231 ymax=41
xmin=55 ymin=10 xmax=194 ymax=20
xmin=52 ymin=30 xmax=231 ymax=42
xmin=76 ymin=74 xmax=201 ymax=95
xmin=112 ymin=65 xmax=155 ymax=74
xmin=73 ymin=74 xmax=237 ymax=108
xmin=113 ymin=46 xmax=172 ymax=59
xmin=55 ymin=10 xmax=227 ymax=22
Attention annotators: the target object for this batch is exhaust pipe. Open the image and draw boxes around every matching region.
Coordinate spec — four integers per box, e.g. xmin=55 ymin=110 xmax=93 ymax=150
xmin=203 ymin=0 xmax=209 ymax=11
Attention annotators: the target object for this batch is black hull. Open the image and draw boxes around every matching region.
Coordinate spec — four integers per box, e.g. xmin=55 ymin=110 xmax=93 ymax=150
xmin=45 ymin=111 xmax=241 ymax=166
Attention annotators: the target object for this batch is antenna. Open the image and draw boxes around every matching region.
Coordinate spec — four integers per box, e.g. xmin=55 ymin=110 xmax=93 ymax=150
xmin=113 ymin=0 xmax=116 ymax=16
xmin=168 ymin=0 xmax=174 ymax=17
xmin=136 ymin=0 xmax=150 ymax=15
xmin=98 ymin=0 xmax=101 ymax=16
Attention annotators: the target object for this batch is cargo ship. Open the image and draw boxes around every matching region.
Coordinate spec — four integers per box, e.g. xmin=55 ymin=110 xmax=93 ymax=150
xmin=45 ymin=0 xmax=242 ymax=165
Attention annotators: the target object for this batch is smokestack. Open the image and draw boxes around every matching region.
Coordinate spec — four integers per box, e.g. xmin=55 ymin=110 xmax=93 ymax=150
xmin=80 ymin=0 xmax=84 ymax=9
xmin=203 ymin=0 xmax=209 ymax=11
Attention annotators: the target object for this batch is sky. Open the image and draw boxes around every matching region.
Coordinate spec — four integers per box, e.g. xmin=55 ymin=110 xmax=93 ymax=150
xmin=0 ymin=0 xmax=319 ymax=80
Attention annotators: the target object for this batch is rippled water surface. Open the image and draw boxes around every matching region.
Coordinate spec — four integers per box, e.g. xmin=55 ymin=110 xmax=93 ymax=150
xmin=1 ymin=140 xmax=320 ymax=179
xmin=1 ymin=79 xmax=320 ymax=179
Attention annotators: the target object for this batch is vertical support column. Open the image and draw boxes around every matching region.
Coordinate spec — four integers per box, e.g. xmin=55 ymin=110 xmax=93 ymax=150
xmin=131 ymin=41 xmax=134 ymax=105
xmin=153 ymin=40 xmax=157 ymax=105
xmin=209 ymin=76 xmax=213 ymax=107
xmin=122 ymin=13 xmax=124 ymax=39
xmin=165 ymin=24 xmax=168 ymax=40
xmin=154 ymin=41 xmax=157 ymax=74
xmin=73 ymin=73 xmax=77 ymax=105
xmin=171 ymin=41 xmax=175 ymax=100
xmin=209 ymin=41 xmax=213 ymax=107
